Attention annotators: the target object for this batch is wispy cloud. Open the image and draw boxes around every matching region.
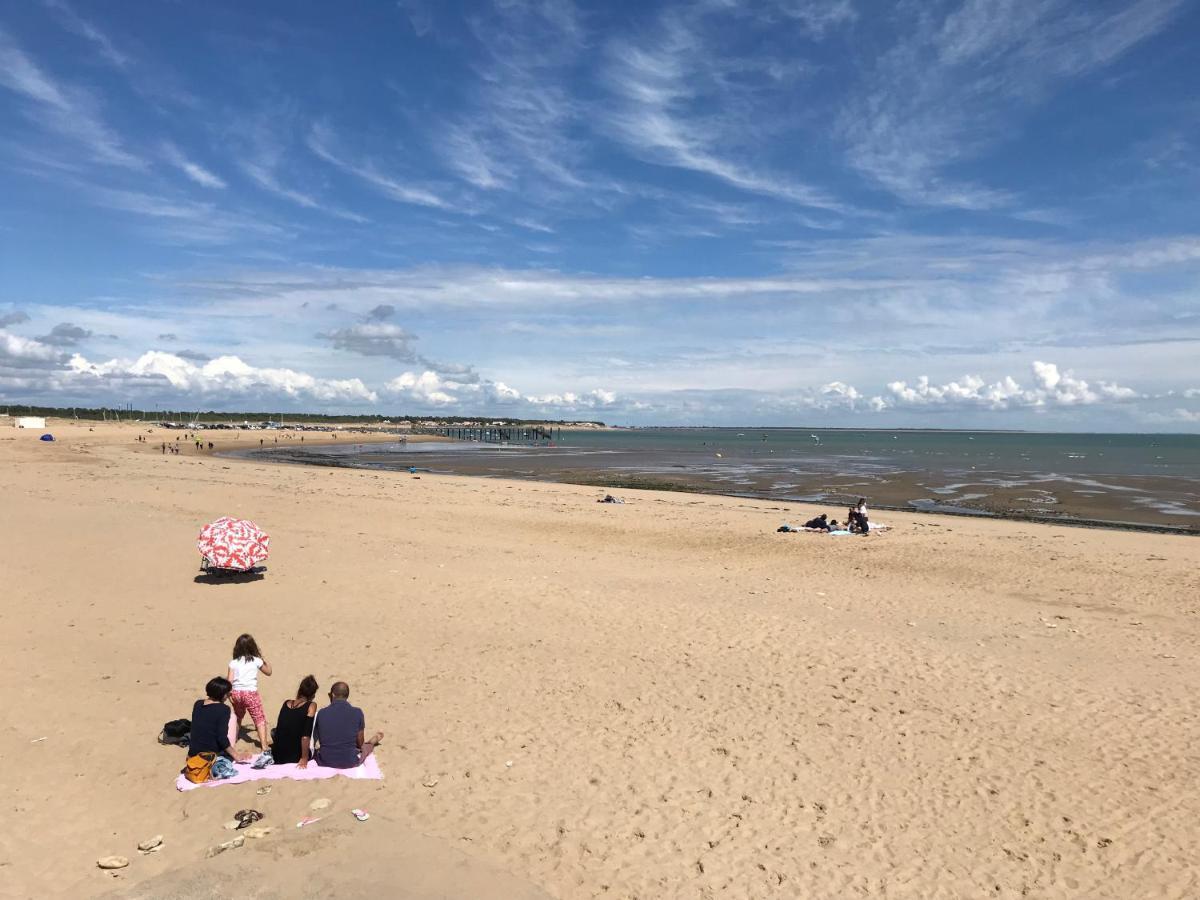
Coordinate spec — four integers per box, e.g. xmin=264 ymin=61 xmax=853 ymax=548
xmin=771 ymin=0 xmax=858 ymax=36
xmin=306 ymin=122 xmax=449 ymax=210
xmin=83 ymin=185 xmax=287 ymax=245
xmin=0 ymin=27 xmax=142 ymax=168
xmin=601 ymin=8 xmax=844 ymax=212
xmin=43 ymin=0 xmax=130 ymax=69
xmin=839 ymin=0 xmax=1184 ymax=208
xmin=161 ymin=141 xmax=226 ymax=189
xmin=396 ymin=0 xmax=435 ymax=37
xmin=436 ymin=1 xmax=589 ymax=197
xmin=241 ymin=159 xmax=366 ymax=222
xmin=236 ymin=122 xmax=369 ymax=223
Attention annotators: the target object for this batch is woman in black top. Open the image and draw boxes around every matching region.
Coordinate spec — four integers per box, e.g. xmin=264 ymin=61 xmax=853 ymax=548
xmin=188 ymin=676 xmax=249 ymax=760
xmin=272 ymin=675 xmax=319 ymax=766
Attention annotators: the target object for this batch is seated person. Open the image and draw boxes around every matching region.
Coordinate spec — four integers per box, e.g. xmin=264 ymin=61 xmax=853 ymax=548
xmin=311 ymin=681 xmax=383 ymax=769
xmin=803 ymin=514 xmax=830 ymax=531
xmin=272 ymin=675 xmax=319 ymax=767
xmin=854 ymin=497 xmax=870 ymax=533
xmin=189 ymin=676 xmax=251 ymax=763
xmin=846 ymin=505 xmax=861 ymax=532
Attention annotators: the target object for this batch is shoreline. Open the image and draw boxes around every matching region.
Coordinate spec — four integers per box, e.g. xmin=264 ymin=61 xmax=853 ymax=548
xmin=227 ymin=443 xmax=1200 ymax=537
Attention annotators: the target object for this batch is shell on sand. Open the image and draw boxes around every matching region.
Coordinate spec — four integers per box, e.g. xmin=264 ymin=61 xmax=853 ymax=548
xmin=137 ymin=835 xmax=163 ymax=852
xmin=97 ymin=856 xmax=129 ymax=869
xmin=205 ymin=835 xmax=244 ymax=858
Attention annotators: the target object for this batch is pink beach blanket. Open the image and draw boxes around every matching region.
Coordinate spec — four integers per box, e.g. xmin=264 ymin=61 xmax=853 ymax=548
xmin=175 ymin=757 xmax=383 ymax=792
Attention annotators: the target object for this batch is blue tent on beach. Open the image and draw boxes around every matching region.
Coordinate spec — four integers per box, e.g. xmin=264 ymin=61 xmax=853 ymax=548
xmin=39 ymin=433 xmax=55 ymax=442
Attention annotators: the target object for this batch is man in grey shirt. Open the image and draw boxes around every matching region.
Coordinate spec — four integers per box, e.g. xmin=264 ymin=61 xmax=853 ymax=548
xmin=312 ymin=681 xmax=384 ymax=769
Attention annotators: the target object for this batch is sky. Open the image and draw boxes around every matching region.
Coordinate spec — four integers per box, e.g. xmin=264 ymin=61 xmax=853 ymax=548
xmin=1 ymin=0 xmax=1198 ymax=430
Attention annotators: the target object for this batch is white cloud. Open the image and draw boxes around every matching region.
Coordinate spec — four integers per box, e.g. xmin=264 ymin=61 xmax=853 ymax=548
xmin=161 ymin=142 xmax=226 ymax=189
xmin=385 ymin=369 xmax=615 ymax=413
xmin=1 ymin=329 xmax=66 ymax=369
xmin=385 ymin=371 xmax=458 ymax=406
xmin=65 ymin=351 xmax=377 ymax=403
xmin=524 ymin=388 xmax=618 ymax=409
xmin=882 ymin=361 xmax=1139 ymax=410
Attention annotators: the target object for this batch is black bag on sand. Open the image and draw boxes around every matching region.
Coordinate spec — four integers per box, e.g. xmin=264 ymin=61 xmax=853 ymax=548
xmin=159 ymin=718 xmax=191 ymax=745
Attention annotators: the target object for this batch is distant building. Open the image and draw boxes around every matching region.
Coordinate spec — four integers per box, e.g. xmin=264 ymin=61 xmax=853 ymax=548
xmin=14 ymin=416 xmax=46 ymax=429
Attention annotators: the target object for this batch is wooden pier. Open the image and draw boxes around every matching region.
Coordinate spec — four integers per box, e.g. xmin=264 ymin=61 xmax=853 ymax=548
xmin=418 ymin=424 xmax=560 ymax=444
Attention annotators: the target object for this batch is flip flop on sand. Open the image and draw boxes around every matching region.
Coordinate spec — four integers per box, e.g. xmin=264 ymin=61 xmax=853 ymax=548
xmin=351 ymin=808 xmax=369 ymax=821
xmin=234 ymin=809 xmax=264 ymax=829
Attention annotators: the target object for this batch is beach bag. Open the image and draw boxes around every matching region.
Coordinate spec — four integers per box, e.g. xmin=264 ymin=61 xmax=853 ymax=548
xmin=159 ymin=718 xmax=191 ymax=745
xmin=183 ymin=751 xmax=215 ymax=783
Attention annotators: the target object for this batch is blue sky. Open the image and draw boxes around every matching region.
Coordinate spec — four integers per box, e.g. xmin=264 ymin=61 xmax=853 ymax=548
xmin=1 ymin=0 xmax=1198 ymax=429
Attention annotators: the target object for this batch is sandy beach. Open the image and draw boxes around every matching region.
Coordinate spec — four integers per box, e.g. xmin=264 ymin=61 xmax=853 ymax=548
xmin=2 ymin=420 xmax=1198 ymax=899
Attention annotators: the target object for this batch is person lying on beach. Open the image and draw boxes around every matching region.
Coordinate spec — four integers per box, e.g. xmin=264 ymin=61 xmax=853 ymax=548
xmin=803 ymin=514 xmax=831 ymax=531
xmin=311 ymin=681 xmax=383 ymax=769
xmin=189 ymin=676 xmax=252 ymax=763
xmin=272 ymin=675 xmax=319 ymax=767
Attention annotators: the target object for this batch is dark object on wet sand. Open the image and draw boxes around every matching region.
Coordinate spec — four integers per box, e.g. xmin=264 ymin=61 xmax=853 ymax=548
xmin=598 ymin=494 xmax=625 ymax=504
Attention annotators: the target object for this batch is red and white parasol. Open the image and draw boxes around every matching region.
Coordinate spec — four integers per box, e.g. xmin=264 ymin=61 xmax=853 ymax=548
xmin=197 ymin=517 xmax=270 ymax=571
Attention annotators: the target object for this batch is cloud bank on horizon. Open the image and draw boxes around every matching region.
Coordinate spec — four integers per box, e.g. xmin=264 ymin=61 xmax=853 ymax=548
xmin=0 ymin=0 xmax=1198 ymax=429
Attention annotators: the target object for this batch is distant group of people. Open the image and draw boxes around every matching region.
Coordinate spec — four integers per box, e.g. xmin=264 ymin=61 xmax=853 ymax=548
xmin=803 ymin=497 xmax=871 ymax=534
xmin=143 ymin=430 xmax=216 ymax=454
xmin=185 ymin=633 xmax=383 ymax=779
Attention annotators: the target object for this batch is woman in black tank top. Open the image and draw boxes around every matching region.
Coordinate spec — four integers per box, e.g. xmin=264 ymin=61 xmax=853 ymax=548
xmin=272 ymin=676 xmax=318 ymax=765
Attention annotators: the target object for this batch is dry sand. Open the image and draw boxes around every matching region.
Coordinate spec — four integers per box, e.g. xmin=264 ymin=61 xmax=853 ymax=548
xmin=1 ymin=420 xmax=1198 ymax=899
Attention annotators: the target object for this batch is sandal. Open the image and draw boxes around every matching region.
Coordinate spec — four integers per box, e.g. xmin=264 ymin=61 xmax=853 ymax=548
xmin=235 ymin=809 xmax=264 ymax=829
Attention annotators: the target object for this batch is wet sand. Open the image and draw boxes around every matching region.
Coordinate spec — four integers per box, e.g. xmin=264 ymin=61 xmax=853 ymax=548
xmin=257 ymin=440 xmax=1200 ymax=533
